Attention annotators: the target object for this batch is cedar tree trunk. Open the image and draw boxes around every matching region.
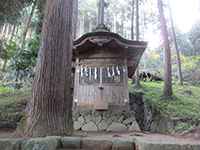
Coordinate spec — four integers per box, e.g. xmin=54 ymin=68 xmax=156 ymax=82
xmin=73 ymin=0 xmax=78 ymax=39
xmin=25 ymin=0 xmax=73 ymax=137
xmin=168 ymin=1 xmax=183 ymax=85
xmin=21 ymin=0 xmax=38 ymax=48
xmin=134 ymin=0 xmax=141 ymax=88
xmin=158 ymin=0 xmax=173 ymax=97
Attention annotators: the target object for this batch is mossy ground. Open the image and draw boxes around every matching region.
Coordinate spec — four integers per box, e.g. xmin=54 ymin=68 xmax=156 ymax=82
xmin=0 ymin=87 xmax=30 ymax=105
xmin=0 ymin=86 xmax=30 ymax=129
xmin=129 ymin=81 xmax=200 ymax=131
xmin=1 ymin=82 xmax=200 ymax=120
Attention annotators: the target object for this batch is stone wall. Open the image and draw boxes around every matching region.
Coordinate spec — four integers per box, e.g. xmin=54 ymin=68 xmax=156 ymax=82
xmin=73 ymin=109 xmax=141 ymax=132
xmin=0 ymin=136 xmax=136 ymax=150
xmin=72 ymin=92 xmax=155 ymax=133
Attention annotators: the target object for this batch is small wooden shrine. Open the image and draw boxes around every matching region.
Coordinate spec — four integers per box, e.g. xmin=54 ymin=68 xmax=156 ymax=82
xmin=73 ymin=26 xmax=147 ymax=111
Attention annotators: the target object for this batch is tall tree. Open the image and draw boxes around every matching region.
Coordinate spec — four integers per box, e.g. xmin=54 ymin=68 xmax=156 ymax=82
xmin=0 ymin=0 xmax=32 ymax=24
xmin=73 ymin=0 xmax=78 ymax=39
xmin=168 ymin=0 xmax=183 ymax=85
xmin=9 ymin=25 xmax=16 ymax=42
xmin=157 ymin=0 xmax=173 ymax=97
xmin=83 ymin=12 xmax=90 ymax=33
xmin=131 ymin=0 xmax=136 ymax=83
xmin=25 ymin=0 xmax=73 ymax=137
xmin=134 ymin=0 xmax=141 ymax=87
xmin=21 ymin=0 xmax=38 ymax=49
xmin=131 ymin=0 xmax=135 ymax=40
xmin=35 ymin=0 xmax=46 ymax=35
xmin=189 ymin=22 xmax=200 ymax=56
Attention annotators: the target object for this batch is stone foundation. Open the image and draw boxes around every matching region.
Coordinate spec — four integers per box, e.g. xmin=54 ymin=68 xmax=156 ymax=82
xmin=73 ymin=110 xmax=141 ymax=132
xmin=0 ymin=135 xmax=200 ymax=150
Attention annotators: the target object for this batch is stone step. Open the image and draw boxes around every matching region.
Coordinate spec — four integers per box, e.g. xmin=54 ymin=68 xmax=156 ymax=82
xmin=57 ymin=149 xmax=90 ymax=150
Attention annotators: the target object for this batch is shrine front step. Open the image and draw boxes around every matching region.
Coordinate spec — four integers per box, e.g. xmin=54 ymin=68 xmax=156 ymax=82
xmin=0 ymin=135 xmax=200 ymax=150
xmin=57 ymin=149 xmax=90 ymax=150
xmin=60 ymin=137 xmax=135 ymax=150
xmin=60 ymin=136 xmax=200 ymax=150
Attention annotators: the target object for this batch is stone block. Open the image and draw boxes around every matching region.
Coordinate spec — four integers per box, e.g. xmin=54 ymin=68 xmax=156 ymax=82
xmin=82 ymin=121 xmax=98 ymax=131
xmin=93 ymin=115 xmax=102 ymax=125
xmin=118 ymin=116 xmax=124 ymax=123
xmin=0 ymin=138 xmax=23 ymax=150
xmin=112 ymin=140 xmax=134 ymax=150
xmin=21 ymin=136 xmax=59 ymax=150
xmin=74 ymin=121 xmax=84 ymax=130
xmin=82 ymin=138 xmax=112 ymax=150
xmin=98 ymin=120 xmax=109 ymax=131
xmin=85 ymin=115 xmax=93 ymax=122
xmin=123 ymin=117 xmax=136 ymax=125
xmin=129 ymin=121 xmax=141 ymax=132
xmin=77 ymin=116 xmax=85 ymax=124
xmin=61 ymin=137 xmax=81 ymax=149
xmin=135 ymin=140 xmax=200 ymax=150
xmin=107 ymin=122 xmax=127 ymax=132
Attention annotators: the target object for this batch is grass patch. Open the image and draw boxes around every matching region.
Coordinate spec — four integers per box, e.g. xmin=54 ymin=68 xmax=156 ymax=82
xmin=129 ymin=81 xmax=200 ymax=120
xmin=174 ymin=122 xmax=194 ymax=133
xmin=0 ymin=87 xmax=31 ymax=107
xmin=0 ymin=86 xmax=31 ymax=128
xmin=0 ymin=86 xmax=14 ymax=95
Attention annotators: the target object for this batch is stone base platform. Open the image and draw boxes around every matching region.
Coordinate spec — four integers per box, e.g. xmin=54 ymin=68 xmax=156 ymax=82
xmin=1 ymin=132 xmax=200 ymax=150
xmin=73 ymin=110 xmax=141 ymax=132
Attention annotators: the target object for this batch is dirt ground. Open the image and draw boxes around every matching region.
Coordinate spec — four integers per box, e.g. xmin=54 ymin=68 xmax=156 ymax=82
xmin=0 ymin=128 xmax=15 ymax=138
xmin=134 ymin=133 xmax=200 ymax=145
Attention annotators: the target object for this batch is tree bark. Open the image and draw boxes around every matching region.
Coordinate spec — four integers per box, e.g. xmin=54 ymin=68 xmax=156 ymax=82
xmin=7 ymin=24 xmax=12 ymax=39
xmin=25 ymin=0 xmax=73 ymax=137
xmin=158 ymin=0 xmax=173 ymax=97
xmin=9 ymin=25 xmax=16 ymax=42
xmin=21 ymin=0 xmax=38 ymax=48
xmin=84 ymin=12 xmax=90 ymax=33
xmin=0 ymin=25 xmax=3 ymax=35
xmin=2 ymin=58 xmax=8 ymax=72
xmin=0 ymin=24 xmax=5 ymax=38
xmin=120 ymin=15 xmax=124 ymax=36
xmin=1 ymin=24 xmax=7 ymax=39
xmin=131 ymin=0 xmax=136 ymax=83
xmin=131 ymin=0 xmax=135 ymax=40
xmin=73 ymin=0 xmax=78 ymax=39
xmin=134 ymin=0 xmax=141 ymax=88
xmin=15 ymin=25 xmax=19 ymax=36
xmin=35 ymin=0 xmax=46 ymax=35
xmin=168 ymin=1 xmax=183 ymax=85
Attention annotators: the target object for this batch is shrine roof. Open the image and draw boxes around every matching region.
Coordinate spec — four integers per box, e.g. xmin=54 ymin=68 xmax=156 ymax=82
xmin=73 ymin=30 xmax=147 ymax=56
